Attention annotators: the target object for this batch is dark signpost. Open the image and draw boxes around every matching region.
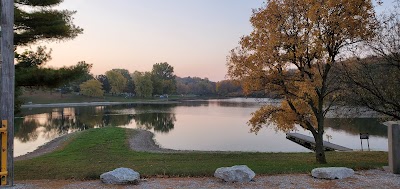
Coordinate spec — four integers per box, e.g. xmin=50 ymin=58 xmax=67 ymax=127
xmin=360 ymin=133 xmax=370 ymax=151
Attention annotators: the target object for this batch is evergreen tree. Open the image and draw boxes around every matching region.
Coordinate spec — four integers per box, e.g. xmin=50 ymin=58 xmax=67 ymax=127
xmin=11 ymin=0 xmax=84 ymax=112
xmin=15 ymin=0 xmax=83 ymax=46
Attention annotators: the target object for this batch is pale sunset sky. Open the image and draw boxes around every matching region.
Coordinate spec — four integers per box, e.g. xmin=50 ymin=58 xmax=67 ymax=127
xmin=20 ymin=0 xmax=394 ymax=82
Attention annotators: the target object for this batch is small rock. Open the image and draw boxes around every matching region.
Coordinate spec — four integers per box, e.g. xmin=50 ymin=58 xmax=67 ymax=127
xmin=214 ymin=165 xmax=256 ymax=182
xmin=311 ymin=167 xmax=354 ymax=180
xmin=100 ymin=167 xmax=140 ymax=185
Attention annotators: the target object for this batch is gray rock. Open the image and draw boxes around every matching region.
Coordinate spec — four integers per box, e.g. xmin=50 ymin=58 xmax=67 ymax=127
xmin=100 ymin=167 xmax=140 ymax=184
xmin=214 ymin=165 xmax=256 ymax=182
xmin=311 ymin=167 xmax=354 ymax=180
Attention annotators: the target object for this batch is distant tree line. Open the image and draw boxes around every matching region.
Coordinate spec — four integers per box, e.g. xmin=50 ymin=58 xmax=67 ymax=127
xmin=78 ymin=62 xmax=178 ymax=98
xmin=10 ymin=0 xmax=265 ymax=104
xmin=77 ymin=63 xmax=249 ymax=98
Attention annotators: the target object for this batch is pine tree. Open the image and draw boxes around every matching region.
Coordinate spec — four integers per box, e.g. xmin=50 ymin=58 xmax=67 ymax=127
xmin=15 ymin=0 xmax=83 ymax=46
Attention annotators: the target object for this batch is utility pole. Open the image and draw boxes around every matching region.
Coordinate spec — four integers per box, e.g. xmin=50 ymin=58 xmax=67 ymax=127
xmin=0 ymin=0 xmax=14 ymax=186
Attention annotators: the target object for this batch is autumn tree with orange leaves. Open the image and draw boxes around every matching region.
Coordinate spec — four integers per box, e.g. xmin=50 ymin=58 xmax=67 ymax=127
xmin=227 ymin=0 xmax=376 ymax=163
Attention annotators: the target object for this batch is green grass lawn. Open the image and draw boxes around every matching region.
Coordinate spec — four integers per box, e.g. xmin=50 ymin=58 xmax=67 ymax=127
xmin=15 ymin=127 xmax=388 ymax=180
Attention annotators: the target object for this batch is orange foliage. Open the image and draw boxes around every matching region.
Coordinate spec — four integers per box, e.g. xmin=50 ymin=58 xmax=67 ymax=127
xmin=228 ymin=0 xmax=376 ymax=135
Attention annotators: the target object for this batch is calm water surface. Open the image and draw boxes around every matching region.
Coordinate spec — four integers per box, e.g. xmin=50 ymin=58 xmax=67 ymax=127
xmin=15 ymin=98 xmax=388 ymax=156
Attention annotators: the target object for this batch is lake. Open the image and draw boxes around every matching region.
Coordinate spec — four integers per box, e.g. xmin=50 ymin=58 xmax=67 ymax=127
xmin=15 ymin=98 xmax=388 ymax=157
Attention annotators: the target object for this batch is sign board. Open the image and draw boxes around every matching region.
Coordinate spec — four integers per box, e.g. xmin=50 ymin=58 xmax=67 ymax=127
xmin=360 ymin=133 xmax=369 ymax=139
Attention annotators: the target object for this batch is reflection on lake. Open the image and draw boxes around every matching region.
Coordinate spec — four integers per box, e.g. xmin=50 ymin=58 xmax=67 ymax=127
xmin=15 ymin=98 xmax=388 ymax=156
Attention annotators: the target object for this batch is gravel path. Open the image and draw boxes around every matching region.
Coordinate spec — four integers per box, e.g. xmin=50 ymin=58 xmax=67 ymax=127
xmin=11 ymin=169 xmax=400 ymax=189
xmin=12 ymin=129 xmax=400 ymax=188
xmin=129 ymin=129 xmax=178 ymax=153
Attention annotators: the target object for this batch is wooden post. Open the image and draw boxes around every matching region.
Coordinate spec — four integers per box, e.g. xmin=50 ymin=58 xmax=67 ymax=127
xmin=388 ymin=124 xmax=400 ymax=174
xmin=1 ymin=0 xmax=14 ymax=186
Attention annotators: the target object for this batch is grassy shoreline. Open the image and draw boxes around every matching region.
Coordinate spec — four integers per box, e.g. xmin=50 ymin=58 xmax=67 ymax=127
xmin=20 ymin=89 xmax=213 ymax=105
xmin=15 ymin=127 xmax=387 ymax=180
xmin=21 ymin=101 xmax=179 ymax=108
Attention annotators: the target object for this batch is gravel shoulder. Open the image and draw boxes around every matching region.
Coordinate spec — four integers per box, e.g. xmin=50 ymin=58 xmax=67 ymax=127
xmin=12 ymin=169 xmax=400 ymax=189
xmin=13 ymin=129 xmax=400 ymax=189
xmin=129 ymin=129 xmax=176 ymax=153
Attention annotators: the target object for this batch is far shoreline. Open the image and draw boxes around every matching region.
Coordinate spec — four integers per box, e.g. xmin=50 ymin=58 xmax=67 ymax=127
xmin=21 ymin=101 xmax=180 ymax=108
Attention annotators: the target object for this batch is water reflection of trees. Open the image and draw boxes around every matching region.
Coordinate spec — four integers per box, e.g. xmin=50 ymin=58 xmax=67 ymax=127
xmin=108 ymin=114 xmax=135 ymax=127
xmin=18 ymin=108 xmax=100 ymax=143
xmin=325 ymin=118 xmax=387 ymax=137
xmin=210 ymin=101 xmax=259 ymax=107
xmin=132 ymin=104 xmax=177 ymax=113
xmin=134 ymin=113 xmax=176 ymax=133
xmin=16 ymin=104 xmax=177 ymax=143
xmin=15 ymin=108 xmax=84 ymax=142
xmin=131 ymin=104 xmax=176 ymax=133
xmin=179 ymin=101 xmax=209 ymax=107
xmin=16 ymin=103 xmax=389 ymax=145
xmin=15 ymin=118 xmax=39 ymax=143
xmin=179 ymin=99 xmax=277 ymax=108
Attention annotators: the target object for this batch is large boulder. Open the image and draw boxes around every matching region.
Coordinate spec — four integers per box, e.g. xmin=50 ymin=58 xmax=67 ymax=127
xmin=100 ymin=167 xmax=140 ymax=184
xmin=214 ymin=165 xmax=256 ymax=182
xmin=311 ymin=167 xmax=354 ymax=180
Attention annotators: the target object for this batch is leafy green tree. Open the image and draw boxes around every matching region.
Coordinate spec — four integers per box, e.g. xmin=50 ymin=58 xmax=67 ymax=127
xmin=132 ymin=71 xmax=153 ymax=98
xmin=151 ymin=62 xmax=176 ymax=95
xmin=96 ymin=74 xmax=111 ymax=93
xmin=105 ymin=70 xmax=127 ymax=95
xmin=80 ymin=79 xmax=104 ymax=97
xmin=15 ymin=0 xmax=83 ymax=46
xmin=112 ymin=69 xmax=135 ymax=94
xmin=67 ymin=64 xmax=94 ymax=93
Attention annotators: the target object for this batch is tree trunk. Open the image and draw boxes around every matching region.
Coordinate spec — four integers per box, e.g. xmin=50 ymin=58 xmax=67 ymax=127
xmin=314 ymin=133 xmax=327 ymax=164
